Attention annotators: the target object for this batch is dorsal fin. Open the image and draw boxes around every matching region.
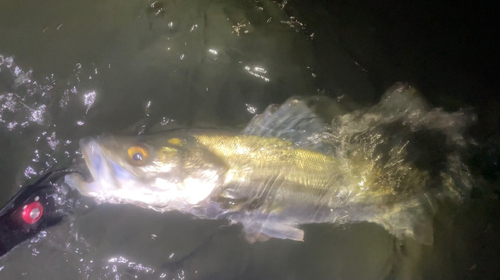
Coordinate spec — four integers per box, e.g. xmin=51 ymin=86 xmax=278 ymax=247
xmin=243 ymin=96 xmax=346 ymax=153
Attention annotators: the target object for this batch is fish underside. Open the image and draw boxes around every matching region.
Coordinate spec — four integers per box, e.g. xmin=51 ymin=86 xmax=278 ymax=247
xmin=65 ymin=83 xmax=473 ymax=246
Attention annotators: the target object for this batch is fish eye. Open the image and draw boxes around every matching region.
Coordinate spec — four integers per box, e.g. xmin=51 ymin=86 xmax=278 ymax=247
xmin=127 ymin=146 xmax=149 ymax=164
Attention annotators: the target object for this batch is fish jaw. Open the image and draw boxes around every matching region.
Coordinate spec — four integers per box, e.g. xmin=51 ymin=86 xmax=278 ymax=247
xmin=63 ymin=138 xmax=125 ymax=200
xmin=64 ymin=172 xmax=102 ymax=198
xmin=79 ymin=138 xmax=123 ymax=193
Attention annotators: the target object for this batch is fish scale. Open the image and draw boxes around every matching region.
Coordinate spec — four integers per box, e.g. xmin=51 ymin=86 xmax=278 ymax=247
xmin=193 ymin=134 xmax=343 ymax=191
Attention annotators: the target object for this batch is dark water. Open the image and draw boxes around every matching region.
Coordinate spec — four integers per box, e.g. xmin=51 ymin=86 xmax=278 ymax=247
xmin=0 ymin=0 xmax=498 ymax=279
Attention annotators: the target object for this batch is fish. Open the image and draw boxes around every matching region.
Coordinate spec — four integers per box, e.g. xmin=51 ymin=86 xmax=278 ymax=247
xmin=65 ymin=83 xmax=474 ymax=245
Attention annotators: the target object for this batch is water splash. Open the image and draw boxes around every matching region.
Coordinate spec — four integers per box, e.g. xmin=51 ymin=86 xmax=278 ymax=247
xmin=83 ymin=91 xmax=96 ymax=114
xmin=329 ymin=83 xmax=474 ymax=204
xmin=1 ymin=55 xmax=102 ymax=180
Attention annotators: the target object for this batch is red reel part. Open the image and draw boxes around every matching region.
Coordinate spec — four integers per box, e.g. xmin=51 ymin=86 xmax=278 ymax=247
xmin=21 ymin=201 xmax=43 ymax=224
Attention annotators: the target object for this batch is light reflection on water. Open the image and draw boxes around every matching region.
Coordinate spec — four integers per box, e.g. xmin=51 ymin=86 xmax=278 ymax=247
xmin=0 ymin=55 xmax=99 ymax=182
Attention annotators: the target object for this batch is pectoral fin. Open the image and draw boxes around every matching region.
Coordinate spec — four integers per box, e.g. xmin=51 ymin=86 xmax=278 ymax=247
xmin=210 ymin=195 xmax=249 ymax=211
xmin=240 ymin=220 xmax=304 ymax=243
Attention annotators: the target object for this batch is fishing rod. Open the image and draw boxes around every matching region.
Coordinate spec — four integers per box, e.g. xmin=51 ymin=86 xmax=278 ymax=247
xmin=0 ymin=169 xmax=83 ymax=257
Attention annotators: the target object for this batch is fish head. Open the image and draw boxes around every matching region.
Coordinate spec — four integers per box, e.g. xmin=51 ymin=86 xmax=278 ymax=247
xmin=73 ymin=134 xmax=206 ymax=210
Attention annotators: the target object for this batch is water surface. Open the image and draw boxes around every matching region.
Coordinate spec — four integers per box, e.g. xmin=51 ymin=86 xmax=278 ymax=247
xmin=1 ymin=0 xmax=498 ymax=279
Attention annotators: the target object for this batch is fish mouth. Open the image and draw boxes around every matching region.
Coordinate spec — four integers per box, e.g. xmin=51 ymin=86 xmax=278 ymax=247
xmin=79 ymin=138 xmax=106 ymax=184
xmin=79 ymin=138 xmax=133 ymax=192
